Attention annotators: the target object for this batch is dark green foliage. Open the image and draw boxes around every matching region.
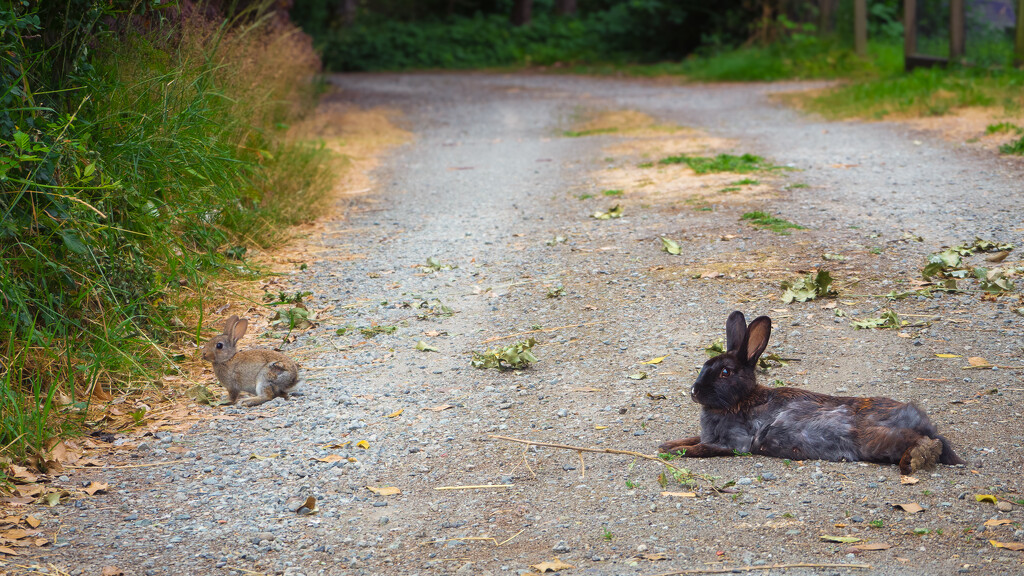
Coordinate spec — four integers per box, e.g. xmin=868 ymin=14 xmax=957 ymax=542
xmin=658 ymin=153 xmax=769 ymax=174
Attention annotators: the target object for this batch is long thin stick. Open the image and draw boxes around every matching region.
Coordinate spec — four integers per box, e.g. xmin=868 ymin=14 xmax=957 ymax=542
xmin=481 ymin=320 xmax=613 ymax=344
xmin=434 ymin=484 xmax=512 ymax=490
xmin=647 ymin=562 xmax=872 ymax=576
xmin=64 ymin=461 xmax=179 ymax=469
xmin=488 ymin=434 xmax=688 ymax=474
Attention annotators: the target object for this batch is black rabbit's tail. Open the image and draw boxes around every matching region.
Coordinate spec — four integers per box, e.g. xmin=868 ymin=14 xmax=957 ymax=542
xmin=935 ymin=434 xmax=965 ymax=466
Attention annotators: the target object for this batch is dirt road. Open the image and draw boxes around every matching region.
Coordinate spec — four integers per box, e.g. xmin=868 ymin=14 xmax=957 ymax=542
xmin=36 ymin=73 xmax=1024 ymax=576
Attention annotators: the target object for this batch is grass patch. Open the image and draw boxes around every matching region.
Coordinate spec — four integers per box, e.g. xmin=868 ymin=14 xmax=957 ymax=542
xmin=602 ymin=189 xmax=624 ymax=196
xmin=802 ymin=67 xmax=1024 ymax=120
xmin=732 ymin=178 xmax=760 ymax=185
xmin=741 ymin=211 xmax=805 ymax=235
xmin=563 ymin=127 xmax=618 ymax=137
xmin=1000 ymin=135 xmax=1024 ymax=155
xmin=659 ymin=153 xmax=772 ymax=174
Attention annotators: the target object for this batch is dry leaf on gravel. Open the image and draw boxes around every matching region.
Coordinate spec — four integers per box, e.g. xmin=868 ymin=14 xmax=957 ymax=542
xmin=967 ymin=356 xmax=993 ymax=368
xmin=312 ymin=455 xmax=345 ymax=463
xmin=640 ymin=355 xmax=667 ymax=365
xmin=83 ymin=482 xmax=109 ymax=496
xmin=990 ymin=540 xmax=1024 ymax=551
xmin=530 ymin=558 xmax=575 ymax=573
xmin=893 ymin=503 xmax=924 ymax=514
xmin=985 ymin=518 xmax=1014 ymax=527
xmin=292 ymin=496 xmax=318 ymax=515
xmin=0 ymin=546 xmax=18 ymax=555
xmin=977 ymin=494 xmax=998 ymax=503
xmin=366 ymin=486 xmax=401 ymax=496
xmin=423 ymin=404 xmax=453 ymax=412
xmin=635 ymin=552 xmax=669 ymax=561
xmin=25 ymin=516 xmax=39 ymax=529
xmin=8 ymin=466 xmax=37 ymax=484
xmin=661 ymin=491 xmax=696 ymax=498
xmin=386 ymin=408 xmax=404 ymax=418
xmin=356 ymin=440 xmax=370 ymax=449
xmin=101 ymin=567 xmax=124 ymax=576
xmin=900 ymin=476 xmax=920 ymax=485
xmin=820 ymin=535 xmax=861 ymax=543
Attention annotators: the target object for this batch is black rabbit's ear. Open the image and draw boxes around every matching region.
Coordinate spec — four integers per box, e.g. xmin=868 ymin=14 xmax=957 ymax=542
xmin=229 ymin=317 xmax=249 ymax=344
xmin=743 ymin=316 xmax=772 ymax=365
xmin=725 ymin=311 xmax=747 ymax=353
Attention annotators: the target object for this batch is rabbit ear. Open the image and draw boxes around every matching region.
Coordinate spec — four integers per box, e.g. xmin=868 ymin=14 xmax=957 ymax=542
xmin=742 ymin=316 xmax=772 ymax=365
xmin=725 ymin=311 xmax=747 ymax=353
xmin=228 ymin=317 xmax=249 ymax=344
xmin=222 ymin=315 xmax=239 ymax=333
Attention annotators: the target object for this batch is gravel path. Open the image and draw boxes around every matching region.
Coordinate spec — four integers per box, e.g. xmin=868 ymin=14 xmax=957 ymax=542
xmin=29 ymin=73 xmax=1024 ymax=576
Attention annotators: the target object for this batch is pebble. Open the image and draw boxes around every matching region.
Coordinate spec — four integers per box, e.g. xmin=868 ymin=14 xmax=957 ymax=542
xmin=552 ymin=541 xmax=570 ymax=553
xmin=997 ymin=501 xmax=1013 ymax=512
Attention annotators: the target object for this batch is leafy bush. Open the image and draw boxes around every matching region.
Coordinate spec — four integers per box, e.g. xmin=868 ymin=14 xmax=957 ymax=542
xmin=0 ymin=2 xmax=331 ymax=462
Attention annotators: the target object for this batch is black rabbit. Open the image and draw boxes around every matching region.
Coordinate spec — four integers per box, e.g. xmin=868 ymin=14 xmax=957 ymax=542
xmin=659 ymin=311 xmax=964 ymax=475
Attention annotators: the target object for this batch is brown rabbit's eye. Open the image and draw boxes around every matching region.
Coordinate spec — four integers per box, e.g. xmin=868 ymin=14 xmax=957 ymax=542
xmin=216 ymin=342 xmax=223 ymax=349
xmin=720 ymin=367 xmax=730 ymax=378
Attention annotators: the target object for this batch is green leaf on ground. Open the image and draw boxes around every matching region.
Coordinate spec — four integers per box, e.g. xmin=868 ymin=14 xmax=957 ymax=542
xmin=705 ymin=338 xmax=725 ymax=358
xmin=660 ymin=237 xmax=682 ymax=255
xmin=850 ymin=310 xmax=903 ymax=329
xmin=471 ymin=339 xmax=538 ymax=370
xmin=628 ymin=371 xmax=648 ymax=380
xmin=592 ymin=204 xmax=623 ymax=219
xmin=415 ymin=341 xmax=438 ymax=352
xmin=781 ymin=270 xmax=836 ymax=303
xmin=742 ymin=211 xmax=805 ymax=235
xmin=821 ymin=535 xmax=862 ymax=544
xmin=546 ymin=285 xmax=566 ymax=298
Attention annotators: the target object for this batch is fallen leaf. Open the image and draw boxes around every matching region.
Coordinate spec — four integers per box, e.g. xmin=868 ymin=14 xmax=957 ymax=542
xmin=645 ymin=392 xmax=666 ymax=400
xmin=312 ymin=455 xmax=344 ymax=463
xmin=847 ymin=542 xmax=892 ymax=553
xmin=386 ymin=408 xmax=404 ymax=418
xmin=660 ymin=237 xmax=682 ymax=255
xmin=414 ymin=341 xmax=438 ymax=352
xmin=990 ymin=540 xmax=1024 ymax=551
xmin=347 ymin=457 xmax=358 ymax=463
xmin=356 ymin=440 xmax=370 ymax=449
xmin=83 ymin=482 xmax=109 ymax=496
xmin=33 ymin=538 xmax=47 ymax=547
xmin=636 ymin=552 xmax=668 ymax=561
xmin=294 ymin=496 xmax=318 ymax=515
xmin=366 ymin=486 xmax=401 ymax=496
xmin=249 ymin=453 xmax=280 ymax=461
xmin=661 ymin=491 xmax=697 ymax=498
xmin=966 ymin=356 xmax=993 ymax=368
xmin=78 ymin=458 xmax=103 ymax=467
xmin=185 ymin=384 xmax=218 ymax=406
xmin=0 ymin=547 xmax=18 ymax=555
xmin=640 ymin=355 xmax=667 ymax=365
xmin=985 ymin=518 xmax=1014 ymax=527
xmin=531 ymin=558 xmax=575 ymax=573
xmin=101 ymin=567 xmax=124 ymax=576
xmin=935 ymin=353 xmax=962 ymax=358
xmin=821 ymin=535 xmax=862 ymax=543
xmin=2 ymin=497 xmax=34 ymax=506
xmin=899 ymin=476 xmax=920 ymax=485
xmin=423 ymin=404 xmax=453 ymax=412
xmin=25 ymin=516 xmax=39 ymax=529
xmin=320 ymin=441 xmax=351 ymax=449
xmin=42 ymin=493 xmax=61 ymax=507
xmin=1 ymin=529 xmax=31 ymax=540
xmin=893 ymin=503 xmax=924 ymax=514
xmin=9 ymin=466 xmax=37 ymax=484
xmin=15 ymin=485 xmax=42 ymax=498
xmin=977 ymin=494 xmax=999 ymax=504
xmin=594 ymin=425 xmax=607 ymax=430
xmin=628 ymin=372 xmax=648 ymax=380
xmin=424 ymin=330 xmax=442 ymax=337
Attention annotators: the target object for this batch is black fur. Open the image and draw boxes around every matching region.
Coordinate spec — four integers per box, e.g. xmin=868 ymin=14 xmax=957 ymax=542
xmin=660 ymin=311 xmax=965 ymax=474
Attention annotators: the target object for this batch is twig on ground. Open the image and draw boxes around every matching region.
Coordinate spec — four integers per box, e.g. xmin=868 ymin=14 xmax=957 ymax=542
xmin=64 ymin=461 xmax=180 ymax=469
xmin=422 ymin=529 xmax=524 ymax=548
xmin=488 ymin=434 xmax=694 ymax=478
xmin=434 ymin=484 xmax=513 ymax=490
xmin=481 ymin=320 xmax=614 ymax=344
xmin=646 ymin=562 xmax=872 ymax=575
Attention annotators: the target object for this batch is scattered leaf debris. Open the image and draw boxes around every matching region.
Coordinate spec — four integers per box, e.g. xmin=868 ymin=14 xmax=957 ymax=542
xmin=471 ymin=339 xmax=538 ymax=370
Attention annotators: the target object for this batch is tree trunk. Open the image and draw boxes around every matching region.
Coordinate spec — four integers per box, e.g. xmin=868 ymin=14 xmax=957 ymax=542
xmin=554 ymin=0 xmax=577 ymax=16
xmin=510 ymin=0 xmax=533 ymax=26
xmin=341 ymin=0 xmax=358 ymax=26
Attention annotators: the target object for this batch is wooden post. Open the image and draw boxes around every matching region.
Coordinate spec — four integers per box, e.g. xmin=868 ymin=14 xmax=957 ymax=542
xmin=510 ymin=0 xmax=533 ymax=26
xmin=904 ymin=0 xmax=917 ymax=71
xmin=819 ymin=0 xmax=833 ymax=35
xmin=950 ymin=0 xmax=965 ymax=61
xmin=1015 ymin=0 xmax=1024 ymax=67
xmin=854 ymin=0 xmax=867 ymax=56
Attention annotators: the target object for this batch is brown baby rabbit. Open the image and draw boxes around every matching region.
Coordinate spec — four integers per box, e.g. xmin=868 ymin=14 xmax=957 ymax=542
xmin=202 ymin=315 xmax=299 ymax=407
xmin=660 ymin=311 xmax=964 ymax=475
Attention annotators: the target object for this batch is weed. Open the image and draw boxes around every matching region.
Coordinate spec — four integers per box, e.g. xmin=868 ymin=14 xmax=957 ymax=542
xmin=870 ymin=246 xmax=883 ymax=254
xmin=789 ymin=183 xmax=809 ymax=189
xmin=602 ymin=526 xmax=613 ymax=541
xmin=771 ymin=379 xmax=786 ymax=387
xmin=741 ymin=211 xmax=805 ymax=235
xmin=732 ymin=449 xmax=752 ymax=457
xmin=986 ymin=122 xmax=1022 ymax=134
xmin=719 ymin=186 xmax=742 ymax=193
xmin=659 ymin=153 xmax=771 ymax=174
xmin=999 ymin=135 xmax=1024 ymax=155
xmin=602 ymin=189 xmax=624 ymax=196
xmin=782 ymin=512 xmax=794 ymax=518
xmin=638 ymin=162 xmax=654 ymax=168
xmin=782 ymin=459 xmax=792 ymax=467
xmin=923 ymin=489 xmax=933 ymax=496
xmin=732 ymin=178 xmax=760 ymax=185
xmin=360 ymin=326 xmax=398 ymax=338
xmin=578 ymin=193 xmax=594 ymax=200
xmin=546 ymin=285 xmax=566 ymax=298
xmin=563 ymin=127 xmax=618 ymax=137
xmin=781 ymin=270 xmax=836 ymax=303
xmin=625 ymin=479 xmax=637 ymax=489
xmin=869 ymin=520 xmax=884 ymax=528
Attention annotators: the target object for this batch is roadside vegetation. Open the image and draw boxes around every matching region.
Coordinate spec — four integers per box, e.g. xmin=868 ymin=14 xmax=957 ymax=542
xmin=0 ymin=1 xmax=332 ymax=464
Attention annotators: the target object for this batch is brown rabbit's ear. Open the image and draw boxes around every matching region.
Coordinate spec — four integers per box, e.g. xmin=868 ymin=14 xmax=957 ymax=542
xmin=725 ymin=311 xmax=747 ymax=353
xmin=743 ymin=316 xmax=772 ymax=365
xmin=222 ymin=314 xmax=239 ymax=333
xmin=228 ymin=317 xmax=249 ymax=344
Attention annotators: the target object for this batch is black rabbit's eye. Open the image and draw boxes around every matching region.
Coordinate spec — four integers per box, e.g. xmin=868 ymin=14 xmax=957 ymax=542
xmin=216 ymin=342 xmax=223 ymax=349
xmin=720 ymin=367 xmax=730 ymax=378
